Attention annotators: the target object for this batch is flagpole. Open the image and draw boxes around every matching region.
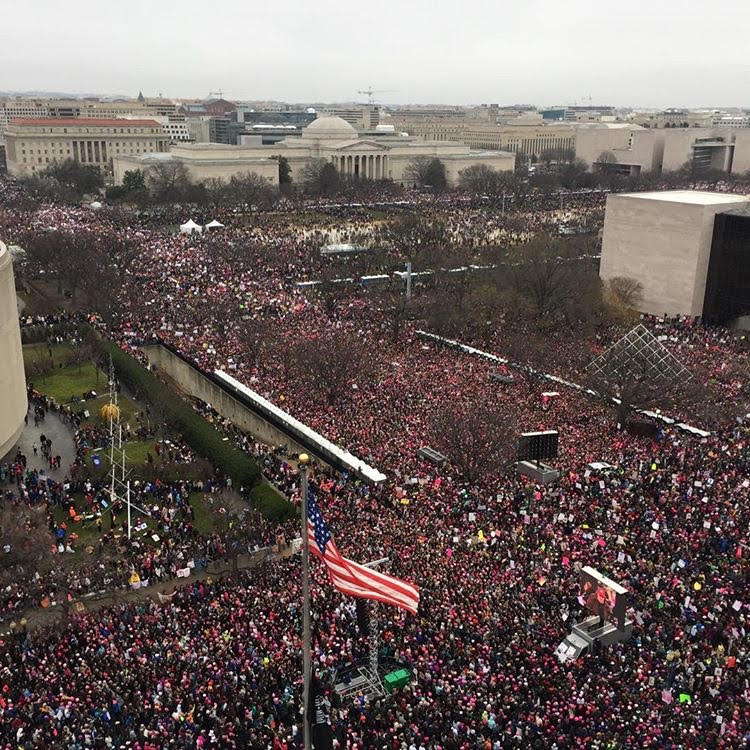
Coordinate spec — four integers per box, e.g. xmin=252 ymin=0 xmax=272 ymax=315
xmin=299 ymin=453 xmax=312 ymax=750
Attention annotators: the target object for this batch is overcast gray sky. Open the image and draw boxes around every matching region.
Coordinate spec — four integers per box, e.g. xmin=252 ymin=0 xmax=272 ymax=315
xmin=2 ymin=0 xmax=748 ymax=107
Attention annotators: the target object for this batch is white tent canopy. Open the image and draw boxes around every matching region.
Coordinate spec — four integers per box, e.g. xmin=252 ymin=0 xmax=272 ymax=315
xmin=179 ymin=219 xmax=203 ymax=234
xmin=204 ymin=219 xmax=225 ymax=229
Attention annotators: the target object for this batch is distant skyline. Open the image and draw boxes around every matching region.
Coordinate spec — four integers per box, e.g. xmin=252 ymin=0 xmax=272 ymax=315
xmin=2 ymin=0 xmax=749 ymax=109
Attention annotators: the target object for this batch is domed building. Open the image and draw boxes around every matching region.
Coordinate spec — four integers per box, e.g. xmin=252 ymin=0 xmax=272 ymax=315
xmin=301 ymin=116 xmax=358 ymax=140
xmin=113 ymin=114 xmax=514 ymax=187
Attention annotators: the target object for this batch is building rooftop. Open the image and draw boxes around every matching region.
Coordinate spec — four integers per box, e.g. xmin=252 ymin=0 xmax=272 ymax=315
xmin=619 ymin=190 xmax=750 ymax=206
xmin=10 ymin=117 xmax=161 ymax=127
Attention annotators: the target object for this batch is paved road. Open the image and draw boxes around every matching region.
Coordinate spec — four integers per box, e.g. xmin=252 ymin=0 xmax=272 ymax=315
xmin=14 ymin=407 xmax=76 ymax=480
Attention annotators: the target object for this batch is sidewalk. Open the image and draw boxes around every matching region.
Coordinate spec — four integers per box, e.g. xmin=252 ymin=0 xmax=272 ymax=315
xmin=13 ymin=407 xmax=77 ymax=481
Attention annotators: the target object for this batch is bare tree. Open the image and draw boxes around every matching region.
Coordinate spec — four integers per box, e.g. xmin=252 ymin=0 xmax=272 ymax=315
xmin=596 ymin=151 xmax=618 ymax=171
xmin=28 ymin=348 xmax=55 ymax=382
xmin=202 ymin=177 xmax=229 ymax=205
xmin=379 ymin=213 xmax=451 ymax=270
xmin=403 ymin=156 xmax=431 ymax=187
xmin=300 ymin=159 xmax=339 ymax=195
xmin=606 ymin=276 xmax=644 ymax=310
xmin=147 ymin=161 xmax=192 ymax=202
xmin=508 ymin=237 xmax=580 ymax=322
xmin=227 ymin=172 xmax=277 ymax=209
xmin=241 ymin=316 xmax=279 ymax=365
xmin=290 ymin=330 xmax=374 ymax=405
xmin=0 ymin=502 xmax=55 ymax=594
xmin=430 ymin=402 xmax=517 ymax=484
xmin=458 ymin=164 xmax=514 ymax=207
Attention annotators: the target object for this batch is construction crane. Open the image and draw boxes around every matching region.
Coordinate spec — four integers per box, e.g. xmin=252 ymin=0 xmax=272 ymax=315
xmin=208 ymin=90 xmax=225 ymax=99
xmin=358 ymin=87 xmax=398 ymax=105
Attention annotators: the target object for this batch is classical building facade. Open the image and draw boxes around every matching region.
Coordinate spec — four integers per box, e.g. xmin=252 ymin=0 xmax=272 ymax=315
xmin=113 ymin=145 xmax=280 ymax=186
xmin=0 ymin=95 xmax=189 ymax=148
xmin=113 ymin=116 xmax=514 ymax=187
xmin=387 ymin=112 xmax=576 ymax=157
xmin=5 ymin=118 xmax=169 ymax=177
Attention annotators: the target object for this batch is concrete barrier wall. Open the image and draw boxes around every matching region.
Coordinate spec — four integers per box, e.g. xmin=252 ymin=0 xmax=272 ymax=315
xmin=141 ymin=344 xmax=308 ymax=456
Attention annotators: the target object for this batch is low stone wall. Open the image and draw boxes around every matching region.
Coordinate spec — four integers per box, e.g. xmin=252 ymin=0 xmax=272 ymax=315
xmin=2 ymin=547 xmax=280 ymax=634
xmin=141 ymin=344 xmax=308 ymax=456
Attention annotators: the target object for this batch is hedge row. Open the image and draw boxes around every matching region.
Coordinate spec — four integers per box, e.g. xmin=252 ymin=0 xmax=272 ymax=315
xmin=96 ymin=338 xmax=263 ymax=492
xmin=251 ymin=482 xmax=298 ymax=523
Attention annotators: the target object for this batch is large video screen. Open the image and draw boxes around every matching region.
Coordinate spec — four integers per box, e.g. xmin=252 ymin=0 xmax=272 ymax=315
xmin=579 ymin=567 xmax=627 ymax=629
xmin=517 ymin=430 xmax=559 ymax=462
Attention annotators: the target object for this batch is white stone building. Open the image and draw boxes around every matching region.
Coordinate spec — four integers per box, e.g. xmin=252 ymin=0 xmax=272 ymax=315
xmin=113 ymin=115 xmax=515 ymax=187
xmin=5 ymin=118 xmax=169 ymax=177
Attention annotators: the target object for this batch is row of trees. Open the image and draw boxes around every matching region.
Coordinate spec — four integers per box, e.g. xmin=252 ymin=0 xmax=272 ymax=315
xmin=21 ymin=160 xmax=105 ymax=203
xmin=18 ymin=226 xmax=140 ymax=322
xmin=105 ymin=163 xmax=279 ymax=208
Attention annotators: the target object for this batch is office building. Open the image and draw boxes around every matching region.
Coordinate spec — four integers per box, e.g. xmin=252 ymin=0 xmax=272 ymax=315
xmin=321 ymin=106 xmax=380 ymax=130
xmin=0 ymin=98 xmax=48 ymax=145
xmin=599 ymin=191 xmax=750 ymax=320
xmin=388 ymin=112 xmax=576 ymax=157
xmin=5 ymin=118 xmax=169 ymax=177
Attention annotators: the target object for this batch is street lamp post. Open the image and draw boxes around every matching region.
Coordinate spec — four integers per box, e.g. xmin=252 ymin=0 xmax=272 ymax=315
xmin=299 ymin=454 xmax=312 ymax=750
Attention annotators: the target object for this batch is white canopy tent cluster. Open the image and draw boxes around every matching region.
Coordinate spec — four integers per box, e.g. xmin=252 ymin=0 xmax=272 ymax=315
xmin=179 ymin=219 xmax=224 ymax=234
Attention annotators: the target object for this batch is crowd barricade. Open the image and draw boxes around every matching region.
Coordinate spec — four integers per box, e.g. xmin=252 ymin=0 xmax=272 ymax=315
xmin=416 ymin=330 xmax=712 ymax=438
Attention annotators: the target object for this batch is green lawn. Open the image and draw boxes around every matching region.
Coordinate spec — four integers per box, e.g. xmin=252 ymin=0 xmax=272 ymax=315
xmin=85 ymin=439 xmax=156 ymax=475
xmin=71 ymin=393 xmax=141 ymax=427
xmin=30 ymin=361 xmax=104 ymax=404
xmin=23 ymin=342 xmax=74 ymax=370
xmin=251 ymin=480 xmax=296 ymax=522
xmin=190 ymin=492 xmax=215 ymax=535
xmin=51 ymin=490 xmax=215 ymax=551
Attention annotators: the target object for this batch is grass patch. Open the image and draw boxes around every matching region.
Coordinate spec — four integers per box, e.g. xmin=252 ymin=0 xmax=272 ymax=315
xmin=23 ymin=342 xmax=74 ymax=370
xmin=70 ymin=393 xmax=141 ymax=427
xmin=85 ymin=439 xmax=156 ymax=474
xmin=52 ymin=503 xmax=103 ymax=549
xmin=31 ymin=361 xmax=104 ymax=404
xmin=96 ymin=336 xmax=261 ymax=489
xmin=190 ymin=492 xmax=215 ymax=535
xmin=51 ymin=491 xmax=217 ymax=554
xmin=251 ymin=481 xmax=296 ymax=523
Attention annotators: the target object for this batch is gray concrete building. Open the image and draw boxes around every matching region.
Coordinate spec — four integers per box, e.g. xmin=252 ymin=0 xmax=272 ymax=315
xmin=599 ymin=191 xmax=750 ymax=318
xmin=0 ymin=241 xmax=27 ymax=460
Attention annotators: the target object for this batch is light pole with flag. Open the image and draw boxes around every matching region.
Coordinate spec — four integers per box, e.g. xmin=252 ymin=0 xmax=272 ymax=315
xmin=299 ymin=453 xmax=312 ymax=750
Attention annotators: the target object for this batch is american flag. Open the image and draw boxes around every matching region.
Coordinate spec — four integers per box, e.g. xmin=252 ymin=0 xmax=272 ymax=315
xmin=306 ymin=485 xmax=419 ymax=615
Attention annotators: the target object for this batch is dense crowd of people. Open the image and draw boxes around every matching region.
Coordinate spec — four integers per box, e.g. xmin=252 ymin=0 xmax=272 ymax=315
xmin=1 ymin=174 xmax=749 ymax=748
